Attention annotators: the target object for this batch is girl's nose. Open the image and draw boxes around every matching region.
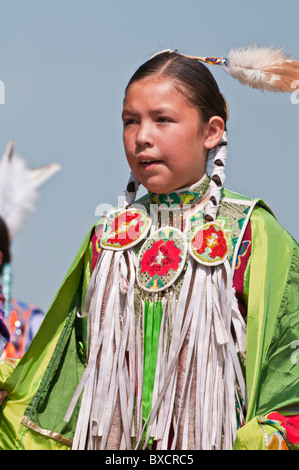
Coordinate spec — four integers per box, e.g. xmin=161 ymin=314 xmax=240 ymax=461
xmin=135 ymin=122 xmax=153 ymax=147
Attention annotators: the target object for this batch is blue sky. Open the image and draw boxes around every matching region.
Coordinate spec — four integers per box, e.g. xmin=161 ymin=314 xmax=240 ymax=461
xmin=0 ymin=0 xmax=298 ymax=311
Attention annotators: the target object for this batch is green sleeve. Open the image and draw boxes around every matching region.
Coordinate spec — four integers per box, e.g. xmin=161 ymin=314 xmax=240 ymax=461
xmin=233 ymin=416 xmax=288 ymax=450
xmin=234 ymin=206 xmax=299 ymax=449
xmin=0 ymin=225 xmax=95 ymax=449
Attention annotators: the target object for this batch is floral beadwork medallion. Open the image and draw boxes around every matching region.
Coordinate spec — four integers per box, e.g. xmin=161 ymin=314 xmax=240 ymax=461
xmin=189 ymin=222 xmax=229 ymax=266
xmin=137 ymin=227 xmax=187 ymax=292
xmin=100 ymin=208 xmax=151 ymax=251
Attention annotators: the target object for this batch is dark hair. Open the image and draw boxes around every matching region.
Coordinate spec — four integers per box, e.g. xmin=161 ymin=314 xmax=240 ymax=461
xmin=0 ymin=217 xmax=10 ymax=273
xmin=125 ymin=51 xmax=228 ymax=125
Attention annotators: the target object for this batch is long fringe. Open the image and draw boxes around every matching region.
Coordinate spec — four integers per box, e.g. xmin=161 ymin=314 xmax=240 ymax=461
xmin=65 ymin=248 xmax=138 ymax=449
xmin=65 ymin=250 xmax=246 ymax=450
xmin=140 ymin=258 xmax=246 ymax=450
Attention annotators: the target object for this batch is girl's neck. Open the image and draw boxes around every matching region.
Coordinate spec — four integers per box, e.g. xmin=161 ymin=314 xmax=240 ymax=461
xmin=148 ymin=173 xmax=210 ymax=207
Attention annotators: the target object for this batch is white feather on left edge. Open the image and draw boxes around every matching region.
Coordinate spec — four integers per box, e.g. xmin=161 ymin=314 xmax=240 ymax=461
xmin=0 ymin=140 xmax=61 ymax=238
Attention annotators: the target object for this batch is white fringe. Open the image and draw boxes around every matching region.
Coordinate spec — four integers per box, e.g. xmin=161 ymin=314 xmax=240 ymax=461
xmin=139 ymin=258 xmax=246 ymax=450
xmin=65 ymin=248 xmax=247 ymax=450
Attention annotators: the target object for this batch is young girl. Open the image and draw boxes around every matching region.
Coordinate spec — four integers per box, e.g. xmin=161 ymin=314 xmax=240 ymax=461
xmin=0 ymin=47 xmax=299 ymax=451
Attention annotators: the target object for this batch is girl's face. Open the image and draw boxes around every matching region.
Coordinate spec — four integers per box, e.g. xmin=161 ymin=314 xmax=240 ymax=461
xmin=122 ymin=76 xmax=220 ymax=194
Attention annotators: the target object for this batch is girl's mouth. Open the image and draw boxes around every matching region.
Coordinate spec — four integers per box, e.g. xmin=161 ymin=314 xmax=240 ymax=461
xmin=139 ymin=159 xmax=163 ymax=169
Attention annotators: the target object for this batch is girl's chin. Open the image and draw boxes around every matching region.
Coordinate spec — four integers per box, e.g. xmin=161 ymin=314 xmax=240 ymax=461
xmin=137 ymin=177 xmax=168 ymax=194
xmin=142 ymin=178 xmax=197 ymax=194
xmin=143 ymin=183 xmax=179 ymax=194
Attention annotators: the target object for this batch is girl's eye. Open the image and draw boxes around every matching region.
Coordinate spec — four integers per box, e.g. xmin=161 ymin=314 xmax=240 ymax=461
xmin=157 ymin=117 xmax=172 ymax=123
xmin=123 ymin=119 xmax=137 ymax=127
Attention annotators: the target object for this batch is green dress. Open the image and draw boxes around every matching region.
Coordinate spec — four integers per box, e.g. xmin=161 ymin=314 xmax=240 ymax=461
xmin=0 ymin=186 xmax=299 ymax=450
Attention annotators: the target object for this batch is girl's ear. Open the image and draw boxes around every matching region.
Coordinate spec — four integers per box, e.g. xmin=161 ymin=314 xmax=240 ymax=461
xmin=204 ymin=116 xmax=225 ymax=150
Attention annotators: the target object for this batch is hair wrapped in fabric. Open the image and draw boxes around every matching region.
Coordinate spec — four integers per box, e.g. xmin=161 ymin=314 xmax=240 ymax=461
xmin=124 ymin=171 xmax=140 ymax=206
xmin=204 ymin=131 xmax=228 ymax=222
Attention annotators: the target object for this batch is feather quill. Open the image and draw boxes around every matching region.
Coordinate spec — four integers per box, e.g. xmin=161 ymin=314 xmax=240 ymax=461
xmin=223 ymin=45 xmax=299 ymax=93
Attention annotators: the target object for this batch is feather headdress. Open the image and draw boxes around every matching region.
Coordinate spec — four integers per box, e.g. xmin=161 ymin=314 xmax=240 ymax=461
xmin=188 ymin=45 xmax=299 ymax=93
xmin=0 ymin=140 xmax=61 ymax=238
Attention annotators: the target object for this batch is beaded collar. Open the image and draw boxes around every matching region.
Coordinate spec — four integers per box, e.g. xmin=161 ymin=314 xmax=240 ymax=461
xmin=148 ymin=174 xmax=210 ymax=207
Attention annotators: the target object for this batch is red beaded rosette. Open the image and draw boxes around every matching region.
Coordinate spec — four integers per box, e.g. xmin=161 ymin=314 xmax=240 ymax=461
xmin=137 ymin=227 xmax=187 ymax=292
xmin=101 ymin=208 xmax=151 ymax=250
xmin=140 ymin=239 xmax=182 ymax=277
xmin=107 ymin=211 xmax=144 ymax=247
xmin=190 ymin=222 xmax=228 ymax=265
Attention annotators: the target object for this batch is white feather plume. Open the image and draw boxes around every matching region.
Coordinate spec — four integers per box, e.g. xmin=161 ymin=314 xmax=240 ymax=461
xmin=0 ymin=140 xmax=61 ymax=238
xmin=224 ymin=45 xmax=299 ymax=93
